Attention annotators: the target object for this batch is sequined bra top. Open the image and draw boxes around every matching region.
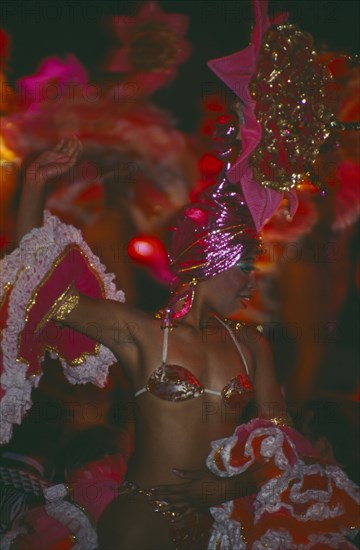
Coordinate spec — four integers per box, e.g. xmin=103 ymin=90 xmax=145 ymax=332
xmin=135 ymin=317 xmax=254 ymax=407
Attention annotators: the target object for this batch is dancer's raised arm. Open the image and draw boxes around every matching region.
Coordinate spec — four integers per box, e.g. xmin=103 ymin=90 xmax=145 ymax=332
xmin=16 ymin=137 xmax=82 ymax=244
xmin=14 ymin=138 xmax=149 ymax=359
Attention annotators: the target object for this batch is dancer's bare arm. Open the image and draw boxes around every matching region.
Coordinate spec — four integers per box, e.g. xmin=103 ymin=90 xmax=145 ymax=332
xmin=16 ymin=137 xmax=82 ymax=244
xmin=55 ymin=292 xmax=149 ymax=364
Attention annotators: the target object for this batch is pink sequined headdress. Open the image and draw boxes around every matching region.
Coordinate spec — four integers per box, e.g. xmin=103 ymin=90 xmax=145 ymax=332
xmin=169 ymin=181 xmax=258 ymax=282
xmin=159 ymin=180 xmax=259 ymax=326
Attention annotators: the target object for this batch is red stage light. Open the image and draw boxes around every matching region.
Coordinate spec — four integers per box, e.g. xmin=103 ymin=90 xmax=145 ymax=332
xmin=198 ymin=153 xmax=223 ymax=176
xmin=128 ymin=235 xmax=175 ymax=284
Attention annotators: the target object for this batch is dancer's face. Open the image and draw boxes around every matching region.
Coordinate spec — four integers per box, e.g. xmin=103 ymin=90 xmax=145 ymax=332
xmin=202 ymin=256 xmax=256 ymax=316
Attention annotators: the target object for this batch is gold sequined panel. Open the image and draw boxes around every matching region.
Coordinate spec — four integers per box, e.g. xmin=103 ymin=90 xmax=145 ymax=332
xmin=35 ymin=283 xmax=73 ymax=333
xmin=53 ymin=286 xmax=80 ymax=322
xmin=250 ymin=24 xmax=333 ymax=192
xmin=269 ymin=414 xmax=293 ymax=427
xmin=17 ymin=243 xmax=104 ymax=371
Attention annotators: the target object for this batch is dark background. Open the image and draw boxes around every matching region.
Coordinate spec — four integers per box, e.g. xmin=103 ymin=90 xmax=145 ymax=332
xmin=2 ymin=0 xmax=359 ymax=131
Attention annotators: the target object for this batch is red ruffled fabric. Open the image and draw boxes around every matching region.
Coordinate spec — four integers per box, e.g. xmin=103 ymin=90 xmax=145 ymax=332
xmin=207 ymin=418 xmax=360 ymax=549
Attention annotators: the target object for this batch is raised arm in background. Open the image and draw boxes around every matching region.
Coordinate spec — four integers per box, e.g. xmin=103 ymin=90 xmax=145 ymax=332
xmin=16 ymin=137 xmax=82 ymax=244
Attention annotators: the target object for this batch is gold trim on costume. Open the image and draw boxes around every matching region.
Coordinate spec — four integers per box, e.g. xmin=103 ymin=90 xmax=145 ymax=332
xmin=1 ymin=265 xmax=26 ymax=310
xmin=239 ymin=523 xmax=248 ymax=545
xmin=0 ymin=282 xmax=12 ymax=309
xmin=268 ymin=415 xmax=293 ymax=427
xmin=52 ymin=286 xmax=80 ymax=323
xmin=17 ymin=243 xmax=105 ymax=371
xmin=44 ymin=342 xmax=101 ymax=368
xmin=18 ymin=245 xmax=75 ymax=363
xmin=35 ymin=283 xmax=72 ymax=333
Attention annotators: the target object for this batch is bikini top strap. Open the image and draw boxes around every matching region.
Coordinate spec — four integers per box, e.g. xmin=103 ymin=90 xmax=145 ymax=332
xmin=215 ymin=317 xmax=250 ymax=377
xmin=134 ymin=325 xmax=169 ymax=398
xmin=162 ymin=326 xmax=170 ymax=366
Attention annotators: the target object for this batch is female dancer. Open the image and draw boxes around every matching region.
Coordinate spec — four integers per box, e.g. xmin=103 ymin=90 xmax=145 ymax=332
xmin=14 ymin=138 xmax=277 ymax=547
xmin=5 ymin=138 xmax=357 ymax=550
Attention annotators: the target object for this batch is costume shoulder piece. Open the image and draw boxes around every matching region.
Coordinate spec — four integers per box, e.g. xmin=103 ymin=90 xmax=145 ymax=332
xmin=0 ymin=212 xmax=125 ymax=444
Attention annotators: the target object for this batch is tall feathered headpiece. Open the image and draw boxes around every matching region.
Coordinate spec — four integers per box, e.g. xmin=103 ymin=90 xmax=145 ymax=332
xmin=208 ymin=0 xmax=359 ymax=230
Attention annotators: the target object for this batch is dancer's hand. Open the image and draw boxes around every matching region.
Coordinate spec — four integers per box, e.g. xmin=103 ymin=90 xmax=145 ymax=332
xmin=149 ymin=467 xmax=248 ymax=522
xmin=16 ymin=137 xmax=82 ymax=244
xmin=25 ymin=137 xmax=82 ymax=187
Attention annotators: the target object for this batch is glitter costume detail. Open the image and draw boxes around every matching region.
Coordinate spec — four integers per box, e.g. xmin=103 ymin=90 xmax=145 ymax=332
xmin=118 ymin=481 xmax=212 ymax=549
xmin=249 ymin=24 xmax=333 ymax=192
xmin=0 ymin=212 xmax=125 ymax=444
xmin=207 ymin=0 xmax=296 ymax=229
xmin=169 ymin=182 xmax=258 ymax=284
xmin=136 ymin=365 xmax=253 ymax=406
xmin=206 ymin=418 xmax=360 ymax=549
xmin=135 ymin=316 xmax=253 ymax=408
xmin=52 ymin=286 xmax=80 ymax=323
xmin=207 ymin=0 xmax=358 ymax=230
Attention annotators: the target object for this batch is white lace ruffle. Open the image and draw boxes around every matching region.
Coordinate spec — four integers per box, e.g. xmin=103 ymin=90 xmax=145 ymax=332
xmin=44 ymin=484 xmax=98 ymax=550
xmin=0 ymin=211 xmax=125 ymax=444
xmin=207 ymin=499 xmax=247 ymax=550
xmin=206 ymin=421 xmax=360 ymax=549
xmin=252 ymin=528 xmax=358 ymax=549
